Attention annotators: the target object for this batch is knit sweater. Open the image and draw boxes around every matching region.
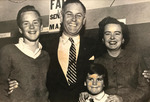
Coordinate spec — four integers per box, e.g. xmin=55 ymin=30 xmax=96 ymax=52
xmin=0 ymin=44 xmax=50 ymax=102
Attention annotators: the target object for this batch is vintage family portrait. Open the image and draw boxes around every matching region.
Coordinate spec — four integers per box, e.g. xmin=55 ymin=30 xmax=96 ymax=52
xmin=0 ymin=0 xmax=150 ymax=102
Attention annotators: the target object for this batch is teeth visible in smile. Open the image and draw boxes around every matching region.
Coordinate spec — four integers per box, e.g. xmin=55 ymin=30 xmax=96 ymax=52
xmin=91 ymin=86 xmax=98 ymax=88
xmin=29 ymin=31 xmax=36 ymax=34
xmin=69 ymin=24 xmax=76 ymax=27
xmin=109 ymin=41 xmax=117 ymax=45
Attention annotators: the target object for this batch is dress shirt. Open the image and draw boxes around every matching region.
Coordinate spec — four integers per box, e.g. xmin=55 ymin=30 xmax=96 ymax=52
xmin=15 ymin=37 xmax=42 ymax=59
xmin=58 ymin=34 xmax=80 ymax=80
xmin=86 ymin=91 xmax=109 ymax=102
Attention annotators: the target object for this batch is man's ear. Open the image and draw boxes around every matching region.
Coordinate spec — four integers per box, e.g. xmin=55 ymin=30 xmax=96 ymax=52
xmin=60 ymin=11 xmax=63 ymax=23
xmin=84 ymin=82 xmax=86 ymax=86
xmin=83 ymin=17 xmax=86 ymax=25
xmin=40 ymin=25 xmax=43 ymax=31
xmin=19 ymin=28 xmax=22 ymax=34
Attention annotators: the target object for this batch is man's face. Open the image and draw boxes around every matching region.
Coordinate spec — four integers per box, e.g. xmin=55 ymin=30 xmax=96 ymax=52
xmin=19 ymin=11 xmax=42 ymax=42
xmin=103 ymin=24 xmax=124 ymax=51
xmin=62 ymin=3 xmax=86 ymax=37
xmin=85 ymin=74 xmax=104 ymax=95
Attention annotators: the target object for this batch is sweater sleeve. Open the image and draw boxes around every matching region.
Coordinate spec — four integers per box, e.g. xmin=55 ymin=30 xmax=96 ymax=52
xmin=120 ymin=55 xmax=150 ymax=102
xmin=0 ymin=45 xmax=11 ymax=102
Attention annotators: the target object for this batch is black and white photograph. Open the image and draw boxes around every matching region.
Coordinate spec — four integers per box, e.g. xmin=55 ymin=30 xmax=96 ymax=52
xmin=0 ymin=0 xmax=150 ymax=102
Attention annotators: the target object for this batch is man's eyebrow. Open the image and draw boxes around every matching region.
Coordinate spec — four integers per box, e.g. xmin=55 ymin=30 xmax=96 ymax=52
xmin=33 ymin=19 xmax=40 ymax=21
xmin=22 ymin=21 xmax=29 ymax=23
xmin=104 ymin=31 xmax=111 ymax=33
xmin=65 ymin=11 xmax=72 ymax=14
xmin=76 ymin=13 xmax=83 ymax=16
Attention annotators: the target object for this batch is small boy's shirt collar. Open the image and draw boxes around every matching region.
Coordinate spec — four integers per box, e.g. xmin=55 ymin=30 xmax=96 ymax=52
xmin=88 ymin=91 xmax=105 ymax=101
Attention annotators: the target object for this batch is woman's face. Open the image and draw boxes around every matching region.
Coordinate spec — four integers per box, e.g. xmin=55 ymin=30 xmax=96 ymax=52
xmin=103 ymin=23 xmax=124 ymax=51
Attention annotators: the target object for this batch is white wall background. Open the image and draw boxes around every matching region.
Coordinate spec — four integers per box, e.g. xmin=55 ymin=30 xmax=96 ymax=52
xmin=0 ymin=0 xmax=150 ymax=21
xmin=0 ymin=0 xmax=150 ymax=30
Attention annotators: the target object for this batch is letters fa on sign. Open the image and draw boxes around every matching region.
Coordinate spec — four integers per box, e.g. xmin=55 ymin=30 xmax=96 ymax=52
xmin=49 ymin=0 xmax=65 ymax=32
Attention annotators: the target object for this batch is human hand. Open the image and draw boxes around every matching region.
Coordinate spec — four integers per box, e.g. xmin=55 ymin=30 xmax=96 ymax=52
xmin=78 ymin=92 xmax=89 ymax=102
xmin=142 ymin=70 xmax=150 ymax=82
xmin=105 ymin=95 xmax=123 ymax=102
xmin=8 ymin=79 xmax=18 ymax=94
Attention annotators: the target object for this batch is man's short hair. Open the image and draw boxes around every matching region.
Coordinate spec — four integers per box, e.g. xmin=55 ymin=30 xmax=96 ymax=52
xmin=17 ymin=5 xmax=42 ymax=28
xmin=62 ymin=0 xmax=86 ymax=14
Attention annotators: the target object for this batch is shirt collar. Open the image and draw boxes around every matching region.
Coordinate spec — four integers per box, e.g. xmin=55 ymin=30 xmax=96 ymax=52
xmin=17 ymin=37 xmax=42 ymax=53
xmin=89 ymin=91 xmax=105 ymax=101
xmin=60 ymin=33 xmax=80 ymax=45
xmin=94 ymin=91 xmax=105 ymax=100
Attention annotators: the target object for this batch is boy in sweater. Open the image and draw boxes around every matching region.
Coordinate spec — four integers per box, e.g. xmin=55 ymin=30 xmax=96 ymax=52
xmin=0 ymin=5 xmax=50 ymax=102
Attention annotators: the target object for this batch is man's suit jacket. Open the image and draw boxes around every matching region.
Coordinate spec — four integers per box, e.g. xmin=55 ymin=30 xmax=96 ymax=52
xmin=41 ymin=34 xmax=97 ymax=102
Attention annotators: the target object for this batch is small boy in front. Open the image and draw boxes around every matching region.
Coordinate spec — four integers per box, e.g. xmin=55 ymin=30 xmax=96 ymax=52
xmin=79 ymin=63 xmax=109 ymax=102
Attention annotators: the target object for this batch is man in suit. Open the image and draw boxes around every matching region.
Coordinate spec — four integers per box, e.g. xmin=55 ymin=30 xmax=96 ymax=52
xmin=43 ymin=0 xmax=97 ymax=102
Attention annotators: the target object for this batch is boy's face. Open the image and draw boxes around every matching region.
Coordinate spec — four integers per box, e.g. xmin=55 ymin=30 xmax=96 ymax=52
xmin=19 ymin=11 xmax=42 ymax=42
xmin=85 ymin=73 xmax=104 ymax=95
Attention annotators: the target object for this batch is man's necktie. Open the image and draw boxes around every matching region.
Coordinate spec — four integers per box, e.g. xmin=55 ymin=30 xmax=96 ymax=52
xmin=67 ymin=37 xmax=77 ymax=85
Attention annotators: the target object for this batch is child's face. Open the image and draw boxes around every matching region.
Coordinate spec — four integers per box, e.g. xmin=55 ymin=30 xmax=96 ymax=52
xmin=85 ymin=73 xmax=104 ymax=95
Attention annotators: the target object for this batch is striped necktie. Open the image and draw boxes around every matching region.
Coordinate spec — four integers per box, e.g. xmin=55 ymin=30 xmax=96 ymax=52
xmin=67 ymin=37 xmax=77 ymax=85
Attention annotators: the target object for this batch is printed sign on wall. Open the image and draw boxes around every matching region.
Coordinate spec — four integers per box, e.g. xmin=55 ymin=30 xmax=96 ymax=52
xmin=49 ymin=0 xmax=65 ymax=32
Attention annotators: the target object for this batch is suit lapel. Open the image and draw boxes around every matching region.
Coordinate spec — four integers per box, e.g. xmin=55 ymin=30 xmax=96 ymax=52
xmin=77 ymin=37 xmax=87 ymax=63
xmin=53 ymin=37 xmax=70 ymax=88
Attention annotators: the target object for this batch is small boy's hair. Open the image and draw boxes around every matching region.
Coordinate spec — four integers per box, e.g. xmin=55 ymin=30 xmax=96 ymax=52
xmin=87 ymin=63 xmax=108 ymax=90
